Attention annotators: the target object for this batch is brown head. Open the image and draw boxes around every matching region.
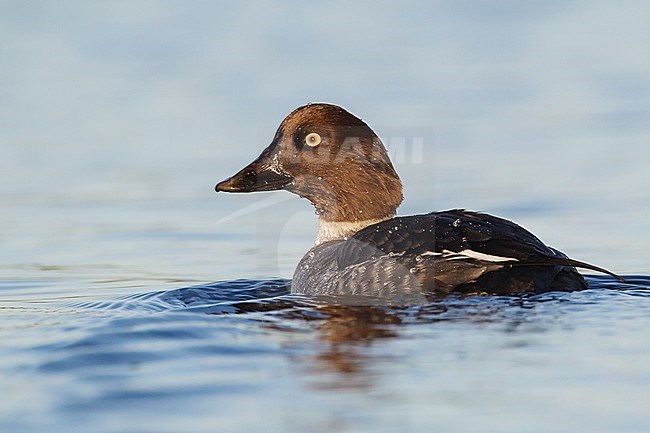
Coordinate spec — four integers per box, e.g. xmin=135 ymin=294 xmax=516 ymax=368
xmin=216 ymin=103 xmax=404 ymax=225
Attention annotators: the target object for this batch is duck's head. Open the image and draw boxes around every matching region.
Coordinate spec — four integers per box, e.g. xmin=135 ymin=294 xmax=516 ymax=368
xmin=216 ymin=103 xmax=403 ymax=229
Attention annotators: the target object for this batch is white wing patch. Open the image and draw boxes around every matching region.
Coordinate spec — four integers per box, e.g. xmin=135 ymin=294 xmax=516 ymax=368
xmin=442 ymin=249 xmax=518 ymax=263
xmin=418 ymin=251 xmax=443 ymax=257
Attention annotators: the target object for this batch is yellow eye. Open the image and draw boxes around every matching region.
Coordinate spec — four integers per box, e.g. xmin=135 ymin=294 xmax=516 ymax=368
xmin=305 ymin=132 xmax=321 ymax=147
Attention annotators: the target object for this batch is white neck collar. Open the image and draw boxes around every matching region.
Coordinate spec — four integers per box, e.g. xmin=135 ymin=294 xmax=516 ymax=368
xmin=315 ymin=217 xmax=391 ymax=245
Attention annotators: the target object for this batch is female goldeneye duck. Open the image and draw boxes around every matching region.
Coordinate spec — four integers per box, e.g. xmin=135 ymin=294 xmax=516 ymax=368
xmin=216 ymin=103 xmax=624 ymax=298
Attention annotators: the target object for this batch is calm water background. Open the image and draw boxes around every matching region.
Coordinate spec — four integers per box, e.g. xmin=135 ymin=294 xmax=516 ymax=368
xmin=1 ymin=1 xmax=650 ymax=432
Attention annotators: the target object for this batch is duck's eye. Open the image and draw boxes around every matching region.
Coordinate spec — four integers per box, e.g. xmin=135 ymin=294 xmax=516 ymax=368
xmin=304 ymin=132 xmax=322 ymax=147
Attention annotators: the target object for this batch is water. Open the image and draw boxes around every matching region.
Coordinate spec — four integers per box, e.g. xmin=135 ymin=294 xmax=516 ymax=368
xmin=2 ymin=2 xmax=650 ymax=432
xmin=3 ymin=277 xmax=650 ymax=433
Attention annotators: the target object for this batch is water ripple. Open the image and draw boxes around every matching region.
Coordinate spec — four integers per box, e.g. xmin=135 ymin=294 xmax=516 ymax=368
xmin=62 ymin=275 xmax=650 ymax=320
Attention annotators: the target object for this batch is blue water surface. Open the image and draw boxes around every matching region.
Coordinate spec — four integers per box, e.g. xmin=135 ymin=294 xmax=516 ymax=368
xmin=2 ymin=276 xmax=650 ymax=433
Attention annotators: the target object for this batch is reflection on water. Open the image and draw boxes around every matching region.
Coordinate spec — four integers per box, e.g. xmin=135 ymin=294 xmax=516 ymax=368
xmin=122 ymin=276 xmax=650 ymax=378
xmin=2 ymin=275 xmax=650 ymax=432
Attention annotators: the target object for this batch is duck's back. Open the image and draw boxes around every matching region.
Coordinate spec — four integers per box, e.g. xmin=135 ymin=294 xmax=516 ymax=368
xmin=292 ymin=209 xmax=591 ymax=298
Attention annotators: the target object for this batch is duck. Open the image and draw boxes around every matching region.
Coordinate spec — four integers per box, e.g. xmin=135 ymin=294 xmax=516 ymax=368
xmin=215 ymin=103 xmax=624 ymax=299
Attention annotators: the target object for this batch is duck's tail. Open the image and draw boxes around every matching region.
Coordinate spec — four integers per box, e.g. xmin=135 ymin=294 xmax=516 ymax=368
xmin=509 ymin=258 xmax=627 ymax=283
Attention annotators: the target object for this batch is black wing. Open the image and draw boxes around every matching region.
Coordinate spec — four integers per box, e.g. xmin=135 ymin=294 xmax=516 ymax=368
xmin=337 ymin=209 xmax=624 ymax=282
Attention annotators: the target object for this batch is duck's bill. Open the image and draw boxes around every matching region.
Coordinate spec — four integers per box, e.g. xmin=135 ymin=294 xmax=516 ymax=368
xmin=215 ymin=154 xmax=293 ymax=193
